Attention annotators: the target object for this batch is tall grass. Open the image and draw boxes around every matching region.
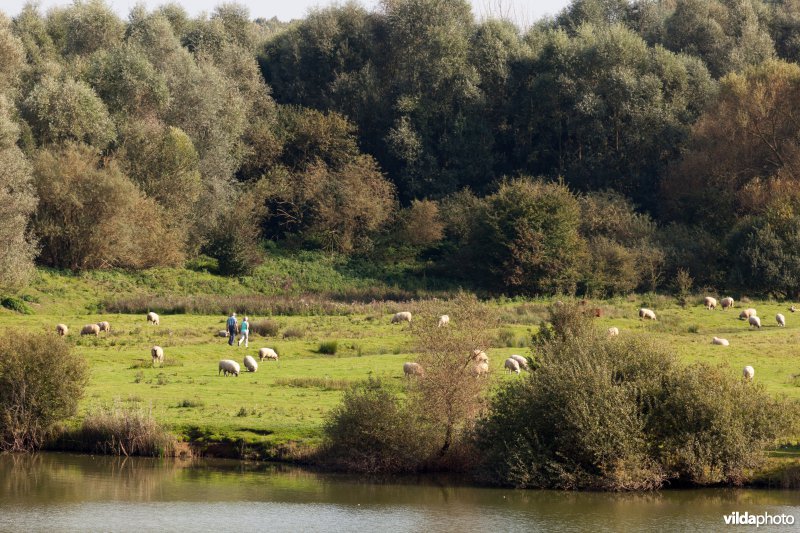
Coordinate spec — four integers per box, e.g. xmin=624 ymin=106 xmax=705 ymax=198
xmin=275 ymin=376 xmax=352 ymax=390
xmin=318 ymin=340 xmax=338 ymax=355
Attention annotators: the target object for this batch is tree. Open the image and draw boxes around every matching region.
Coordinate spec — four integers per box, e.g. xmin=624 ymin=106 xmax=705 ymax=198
xmin=0 ymin=331 xmax=88 ymax=451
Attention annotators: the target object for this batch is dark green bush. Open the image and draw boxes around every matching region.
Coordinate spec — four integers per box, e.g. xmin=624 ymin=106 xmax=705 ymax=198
xmin=475 ymin=310 xmax=794 ymax=490
xmin=0 ymin=331 xmax=88 ymax=451
xmin=318 ymin=340 xmax=338 ymax=354
xmin=321 ymin=379 xmax=435 ymax=474
xmin=0 ymin=296 xmax=32 ymax=314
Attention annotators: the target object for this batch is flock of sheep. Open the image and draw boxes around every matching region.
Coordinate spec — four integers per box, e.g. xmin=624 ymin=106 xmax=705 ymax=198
xmin=55 ymin=300 xmax=776 ymax=384
xmin=607 ymin=296 xmax=792 ymax=381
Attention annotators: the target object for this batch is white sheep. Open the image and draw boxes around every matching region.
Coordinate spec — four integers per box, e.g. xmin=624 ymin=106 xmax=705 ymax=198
xmin=472 ymin=360 xmax=489 ymax=376
xmin=217 ymin=330 xmax=228 ymax=338
xmin=218 ymin=359 xmax=240 ymax=377
xmin=791 ymin=305 xmax=797 ymax=313
xmin=56 ymin=324 xmax=68 ymax=336
xmin=97 ymin=321 xmax=111 ymax=333
xmin=403 ymin=362 xmax=424 ymax=377
xmin=472 ymin=349 xmax=489 ymax=364
xmin=711 ymin=337 xmax=729 ymax=346
xmin=743 ymin=365 xmax=755 ymax=381
xmin=147 ymin=312 xmax=160 ymax=325
xmin=437 ymin=314 xmax=450 ymax=327
xmin=638 ymin=308 xmax=657 ymax=320
xmin=739 ymin=308 xmax=757 ymax=320
xmin=704 ymin=296 xmax=717 ymax=310
xmin=258 ymin=347 xmax=279 ymax=361
xmin=607 ymin=326 xmax=619 ymax=337
xmin=748 ymin=315 xmax=761 ymax=329
xmin=504 ymin=357 xmax=521 ymax=374
xmin=243 ymin=355 xmax=258 ymax=372
xmin=721 ymin=297 xmax=734 ymax=310
xmin=391 ymin=311 xmax=412 ymax=324
xmin=777 ymin=313 xmax=786 ymax=327
xmin=509 ymin=354 xmax=529 ymax=370
xmin=81 ymin=324 xmax=100 ymax=336
xmin=151 ymin=345 xmax=164 ymax=365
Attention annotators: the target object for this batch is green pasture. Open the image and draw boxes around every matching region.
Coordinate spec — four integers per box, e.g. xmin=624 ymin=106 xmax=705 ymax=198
xmin=3 ymin=269 xmax=800 ymax=453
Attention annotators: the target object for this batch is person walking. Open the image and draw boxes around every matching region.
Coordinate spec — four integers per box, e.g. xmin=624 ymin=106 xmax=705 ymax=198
xmin=238 ymin=316 xmax=250 ymax=348
xmin=226 ymin=312 xmax=238 ymax=346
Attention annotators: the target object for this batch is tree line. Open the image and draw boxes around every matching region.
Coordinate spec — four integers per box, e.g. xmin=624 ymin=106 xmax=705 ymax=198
xmin=3 ymin=0 xmax=800 ymax=296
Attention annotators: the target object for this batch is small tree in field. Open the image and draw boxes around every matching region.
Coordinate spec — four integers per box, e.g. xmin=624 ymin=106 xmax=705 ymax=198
xmin=410 ymin=293 xmax=497 ymax=458
xmin=0 ymin=331 xmax=88 ymax=451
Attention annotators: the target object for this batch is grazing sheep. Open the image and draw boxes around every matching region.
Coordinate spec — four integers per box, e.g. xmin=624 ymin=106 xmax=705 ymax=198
xmin=739 ymin=308 xmax=757 ymax=320
xmin=243 ymin=355 xmax=258 ymax=373
xmin=711 ymin=337 xmax=729 ymax=346
xmin=554 ymin=300 xmax=564 ymax=307
xmin=56 ymin=324 xmax=68 ymax=336
xmin=777 ymin=313 xmax=786 ymax=327
xmin=258 ymin=347 xmax=279 ymax=361
xmin=743 ymin=365 xmax=755 ymax=381
xmin=147 ymin=312 xmax=160 ymax=325
xmin=748 ymin=315 xmax=761 ymax=329
xmin=151 ymin=346 xmax=164 ymax=365
xmin=437 ymin=314 xmax=450 ymax=327
xmin=391 ymin=311 xmax=412 ymax=324
xmin=403 ymin=362 xmax=424 ymax=377
xmin=80 ymin=324 xmax=100 ymax=336
xmin=721 ymin=297 xmax=734 ymax=310
xmin=509 ymin=354 xmax=529 ymax=370
xmin=638 ymin=308 xmax=657 ymax=320
xmin=472 ymin=361 xmax=490 ymax=376
xmin=504 ymin=358 xmax=521 ymax=374
xmin=607 ymin=326 xmax=619 ymax=337
xmin=791 ymin=305 xmax=797 ymax=313
xmin=217 ymin=330 xmax=228 ymax=338
xmin=218 ymin=359 xmax=240 ymax=377
xmin=704 ymin=296 xmax=717 ymax=310
xmin=97 ymin=321 xmax=111 ymax=333
xmin=472 ymin=349 xmax=489 ymax=364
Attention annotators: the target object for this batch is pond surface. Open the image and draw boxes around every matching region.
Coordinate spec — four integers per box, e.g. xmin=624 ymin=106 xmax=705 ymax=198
xmin=0 ymin=453 xmax=798 ymax=532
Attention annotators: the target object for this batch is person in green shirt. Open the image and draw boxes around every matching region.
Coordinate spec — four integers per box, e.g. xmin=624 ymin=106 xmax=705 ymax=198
xmin=237 ymin=316 xmax=249 ymax=348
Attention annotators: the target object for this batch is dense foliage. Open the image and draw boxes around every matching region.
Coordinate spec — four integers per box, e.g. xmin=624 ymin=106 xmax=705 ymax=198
xmin=6 ymin=0 xmax=800 ymax=295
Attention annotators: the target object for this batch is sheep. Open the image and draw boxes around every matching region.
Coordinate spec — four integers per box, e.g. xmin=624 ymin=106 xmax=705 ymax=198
xmin=258 ymin=347 xmax=279 ymax=361
xmin=638 ymin=308 xmax=657 ymax=320
xmin=791 ymin=305 xmax=797 ymax=313
xmin=777 ymin=313 xmax=786 ymax=327
xmin=391 ymin=311 xmax=412 ymax=324
xmin=403 ymin=362 xmax=424 ymax=377
xmin=743 ymin=365 xmax=755 ymax=381
xmin=217 ymin=330 xmax=228 ymax=338
xmin=80 ymin=324 xmax=100 ymax=336
xmin=97 ymin=321 xmax=111 ymax=333
xmin=147 ymin=312 xmax=160 ymax=325
xmin=437 ymin=314 xmax=450 ymax=327
xmin=243 ymin=355 xmax=258 ymax=373
xmin=748 ymin=315 xmax=761 ymax=329
xmin=607 ymin=326 xmax=619 ymax=337
xmin=472 ymin=349 xmax=489 ymax=364
xmin=56 ymin=324 xmax=68 ymax=336
xmin=711 ymin=337 xmax=729 ymax=346
xmin=218 ymin=359 xmax=240 ymax=377
xmin=151 ymin=346 xmax=164 ymax=365
xmin=472 ymin=361 xmax=490 ymax=376
xmin=509 ymin=354 xmax=529 ymax=370
xmin=504 ymin=357 xmax=521 ymax=374
xmin=704 ymin=296 xmax=717 ymax=310
xmin=739 ymin=308 xmax=757 ymax=320
xmin=721 ymin=297 xmax=734 ymax=310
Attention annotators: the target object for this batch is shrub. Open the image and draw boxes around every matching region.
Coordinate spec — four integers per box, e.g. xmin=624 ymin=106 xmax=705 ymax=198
xmin=0 ymin=331 xmax=88 ymax=451
xmin=475 ymin=310 xmax=794 ymax=490
xmin=0 ymin=296 xmax=32 ymax=314
xmin=250 ymin=319 xmax=279 ymax=337
xmin=318 ymin=340 xmax=338 ymax=354
xmin=282 ymin=326 xmax=305 ymax=339
xmin=321 ymin=379 xmax=436 ymax=474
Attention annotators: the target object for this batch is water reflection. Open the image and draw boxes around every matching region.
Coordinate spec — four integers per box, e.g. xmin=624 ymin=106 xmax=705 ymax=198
xmin=0 ymin=453 xmax=798 ymax=532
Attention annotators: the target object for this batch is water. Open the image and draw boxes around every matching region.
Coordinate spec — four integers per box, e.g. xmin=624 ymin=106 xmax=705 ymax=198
xmin=0 ymin=453 xmax=798 ymax=532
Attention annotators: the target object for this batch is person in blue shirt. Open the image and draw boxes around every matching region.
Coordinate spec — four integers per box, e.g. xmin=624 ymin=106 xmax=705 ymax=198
xmin=237 ymin=316 xmax=250 ymax=348
xmin=226 ymin=312 xmax=238 ymax=346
